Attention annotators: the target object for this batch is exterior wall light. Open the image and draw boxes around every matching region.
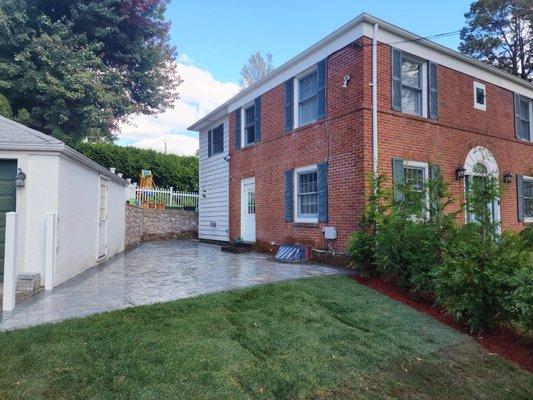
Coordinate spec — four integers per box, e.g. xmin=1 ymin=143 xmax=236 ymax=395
xmin=503 ymin=171 xmax=513 ymax=183
xmin=455 ymin=165 xmax=466 ymax=180
xmin=342 ymin=74 xmax=350 ymax=88
xmin=15 ymin=168 xmax=26 ymax=187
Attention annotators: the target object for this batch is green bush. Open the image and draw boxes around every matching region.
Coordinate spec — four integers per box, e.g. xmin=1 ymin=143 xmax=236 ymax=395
xmin=74 ymin=142 xmax=198 ymax=191
xmin=520 ymin=225 xmax=533 ymax=249
xmin=0 ymin=93 xmax=13 ymax=118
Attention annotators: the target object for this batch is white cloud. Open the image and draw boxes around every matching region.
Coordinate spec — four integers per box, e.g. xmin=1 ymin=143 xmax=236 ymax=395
xmin=134 ymin=135 xmax=199 ymax=156
xmin=118 ymin=56 xmax=240 ymax=155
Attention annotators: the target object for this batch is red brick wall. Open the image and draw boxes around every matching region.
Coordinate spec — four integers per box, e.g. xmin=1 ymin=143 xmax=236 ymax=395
xmin=228 ymin=37 xmax=533 ymax=253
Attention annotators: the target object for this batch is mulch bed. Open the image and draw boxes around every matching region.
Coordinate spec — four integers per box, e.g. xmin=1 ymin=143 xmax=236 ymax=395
xmin=353 ymin=275 xmax=533 ymax=372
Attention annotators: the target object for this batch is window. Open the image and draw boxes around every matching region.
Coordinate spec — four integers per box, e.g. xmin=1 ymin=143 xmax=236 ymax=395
xmin=243 ymin=105 xmax=255 ymax=146
xmin=403 ymin=161 xmax=429 ymax=217
xmin=294 ymin=166 xmax=318 ymax=222
xmin=208 ymin=124 xmax=224 ymax=157
xmin=473 ymin=82 xmax=486 ymax=111
xmin=523 ymin=176 xmax=533 ymax=221
xmin=99 ymin=182 xmax=107 ymax=220
xmin=519 ymin=97 xmax=532 ymax=141
xmin=297 ymin=69 xmax=319 ymax=126
xmin=401 ymin=57 xmax=423 ymax=116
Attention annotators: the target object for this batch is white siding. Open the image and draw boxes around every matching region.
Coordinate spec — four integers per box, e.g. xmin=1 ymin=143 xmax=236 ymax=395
xmin=199 ymin=117 xmax=229 ymax=241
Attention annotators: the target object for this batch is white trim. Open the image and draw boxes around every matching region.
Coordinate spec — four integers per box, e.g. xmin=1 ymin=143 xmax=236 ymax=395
xmin=188 ymin=13 xmax=532 ymax=132
xmin=294 ymin=164 xmax=319 ymax=223
xmin=293 ymin=65 xmax=319 ymax=129
xmin=403 ymin=160 xmax=429 ymax=219
xmin=523 ymin=175 xmax=533 ymax=223
xmin=473 ymin=81 xmax=487 ymax=111
xmin=240 ymin=177 xmax=256 ymax=242
xmin=240 ymin=101 xmax=255 ymax=147
xmin=400 ymin=53 xmax=428 ymax=118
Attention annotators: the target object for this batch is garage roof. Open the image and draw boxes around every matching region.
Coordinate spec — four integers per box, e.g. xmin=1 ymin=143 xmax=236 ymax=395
xmin=0 ymin=115 xmax=126 ymax=185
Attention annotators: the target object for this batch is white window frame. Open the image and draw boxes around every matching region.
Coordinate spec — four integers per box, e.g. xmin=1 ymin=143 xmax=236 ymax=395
xmin=293 ymin=164 xmax=318 ymax=223
xmin=240 ymin=101 xmax=256 ymax=147
xmin=293 ymin=65 xmax=318 ymax=129
xmin=473 ymin=81 xmax=486 ymax=111
xmin=518 ymin=96 xmax=532 ymax=142
xmin=400 ymin=54 xmax=428 ymax=118
xmin=403 ymin=160 xmax=429 ymax=219
xmin=523 ymin=175 xmax=533 ymax=223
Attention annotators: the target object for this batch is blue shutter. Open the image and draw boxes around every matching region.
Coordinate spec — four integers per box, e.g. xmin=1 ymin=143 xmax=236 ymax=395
xmin=284 ymin=169 xmax=294 ymax=222
xmin=514 ymin=93 xmax=522 ymax=140
xmin=235 ymin=108 xmax=241 ymax=149
xmin=317 ymin=58 xmax=327 ymax=119
xmin=317 ymin=162 xmax=328 ymax=222
xmin=254 ymin=96 xmax=261 ymax=142
xmin=284 ymin=79 xmax=293 ymax=132
xmin=517 ymin=175 xmax=524 ymax=222
xmin=392 ymin=48 xmax=402 ymax=111
xmin=429 ymin=164 xmax=441 ymax=217
xmin=392 ymin=158 xmax=404 ymax=202
xmin=207 ymin=129 xmax=212 ymax=157
xmin=429 ymin=62 xmax=438 ymax=120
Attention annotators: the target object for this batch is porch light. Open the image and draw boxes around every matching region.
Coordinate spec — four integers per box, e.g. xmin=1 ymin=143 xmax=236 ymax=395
xmin=15 ymin=168 xmax=26 ymax=187
xmin=455 ymin=165 xmax=466 ymax=180
xmin=503 ymin=171 xmax=513 ymax=184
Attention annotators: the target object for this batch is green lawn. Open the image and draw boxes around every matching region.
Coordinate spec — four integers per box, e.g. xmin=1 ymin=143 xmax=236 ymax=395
xmin=0 ymin=275 xmax=531 ymax=399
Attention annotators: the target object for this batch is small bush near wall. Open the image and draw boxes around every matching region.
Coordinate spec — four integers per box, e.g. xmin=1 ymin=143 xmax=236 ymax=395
xmin=348 ymin=173 xmax=533 ymax=334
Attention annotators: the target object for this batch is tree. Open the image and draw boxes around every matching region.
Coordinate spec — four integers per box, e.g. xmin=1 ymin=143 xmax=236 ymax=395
xmin=240 ymin=51 xmax=274 ymax=88
xmin=0 ymin=0 xmax=180 ymax=143
xmin=0 ymin=93 xmax=12 ymax=118
xmin=459 ymin=0 xmax=533 ymax=81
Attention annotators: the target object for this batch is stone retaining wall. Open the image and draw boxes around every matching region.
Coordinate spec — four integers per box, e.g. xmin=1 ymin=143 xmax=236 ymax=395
xmin=125 ymin=204 xmax=198 ymax=249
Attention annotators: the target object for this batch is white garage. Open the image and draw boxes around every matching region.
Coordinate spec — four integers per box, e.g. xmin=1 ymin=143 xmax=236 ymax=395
xmin=0 ymin=116 xmax=126 ymax=309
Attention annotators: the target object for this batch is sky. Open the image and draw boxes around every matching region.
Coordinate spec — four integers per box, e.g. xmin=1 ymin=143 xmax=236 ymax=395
xmin=117 ymin=0 xmax=472 ymax=155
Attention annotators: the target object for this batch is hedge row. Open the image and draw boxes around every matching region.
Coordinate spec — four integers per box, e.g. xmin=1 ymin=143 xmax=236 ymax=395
xmin=74 ymin=143 xmax=199 ymax=191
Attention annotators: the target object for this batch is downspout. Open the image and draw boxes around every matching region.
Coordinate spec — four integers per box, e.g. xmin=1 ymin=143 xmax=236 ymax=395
xmin=371 ymin=23 xmax=379 ymax=181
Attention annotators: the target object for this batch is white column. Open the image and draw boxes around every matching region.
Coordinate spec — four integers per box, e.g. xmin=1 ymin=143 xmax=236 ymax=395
xmin=3 ymin=212 xmax=18 ymax=312
xmin=44 ymin=213 xmax=56 ymax=291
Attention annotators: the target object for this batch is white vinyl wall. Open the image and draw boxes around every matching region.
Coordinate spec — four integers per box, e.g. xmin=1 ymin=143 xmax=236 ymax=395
xmin=198 ymin=117 xmax=229 ymax=241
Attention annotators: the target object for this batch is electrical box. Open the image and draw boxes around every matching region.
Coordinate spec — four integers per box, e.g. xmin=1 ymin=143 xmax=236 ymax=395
xmin=324 ymin=227 xmax=337 ymax=240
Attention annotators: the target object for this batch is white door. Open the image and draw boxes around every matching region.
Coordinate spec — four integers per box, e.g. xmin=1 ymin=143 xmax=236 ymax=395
xmin=98 ymin=180 xmax=108 ymax=259
xmin=241 ymin=178 xmax=256 ymax=242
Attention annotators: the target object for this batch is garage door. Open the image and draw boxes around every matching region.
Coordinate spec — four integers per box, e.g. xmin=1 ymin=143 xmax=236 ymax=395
xmin=0 ymin=160 xmax=17 ymax=279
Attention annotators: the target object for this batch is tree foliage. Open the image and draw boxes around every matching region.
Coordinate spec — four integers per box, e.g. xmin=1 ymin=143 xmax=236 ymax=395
xmin=240 ymin=51 xmax=274 ymax=88
xmin=0 ymin=0 xmax=180 ymax=143
xmin=459 ymin=0 xmax=533 ymax=81
xmin=74 ymin=142 xmax=199 ymax=191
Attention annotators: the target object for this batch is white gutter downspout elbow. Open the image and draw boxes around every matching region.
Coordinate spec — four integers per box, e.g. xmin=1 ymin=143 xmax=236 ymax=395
xmin=371 ymin=22 xmax=379 ymax=180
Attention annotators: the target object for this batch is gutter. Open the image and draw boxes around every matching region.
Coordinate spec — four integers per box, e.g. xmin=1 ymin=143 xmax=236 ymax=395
xmin=371 ymin=22 xmax=379 ymax=179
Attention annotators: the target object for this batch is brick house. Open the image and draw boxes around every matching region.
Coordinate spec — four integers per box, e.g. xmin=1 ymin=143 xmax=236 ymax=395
xmin=189 ymin=13 xmax=533 ymax=255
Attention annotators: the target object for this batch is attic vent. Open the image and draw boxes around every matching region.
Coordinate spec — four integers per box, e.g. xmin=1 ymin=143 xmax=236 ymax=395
xmin=274 ymin=244 xmax=306 ymax=263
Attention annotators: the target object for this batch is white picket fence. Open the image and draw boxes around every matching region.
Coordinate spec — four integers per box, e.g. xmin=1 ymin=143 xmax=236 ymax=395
xmin=133 ymin=187 xmax=199 ymax=209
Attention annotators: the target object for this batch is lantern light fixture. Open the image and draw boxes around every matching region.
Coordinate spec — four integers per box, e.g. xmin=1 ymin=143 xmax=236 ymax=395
xmin=503 ymin=171 xmax=513 ymax=184
xmin=15 ymin=168 xmax=26 ymax=188
xmin=455 ymin=165 xmax=466 ymax=180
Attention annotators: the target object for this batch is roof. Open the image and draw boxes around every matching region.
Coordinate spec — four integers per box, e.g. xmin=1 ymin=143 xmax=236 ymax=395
xmin=188 ymin=12 xmax=533 ymax=132
xmin=0 ymin=115 xmax=126 ymax=185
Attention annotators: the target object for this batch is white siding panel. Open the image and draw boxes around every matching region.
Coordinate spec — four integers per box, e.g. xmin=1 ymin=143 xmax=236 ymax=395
xmin=199 ymin=117 xmax=229 ymax=241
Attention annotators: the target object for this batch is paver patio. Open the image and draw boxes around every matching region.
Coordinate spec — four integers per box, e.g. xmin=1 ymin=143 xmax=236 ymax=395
xmin=0 ymin=240 xmax=342 ymax=331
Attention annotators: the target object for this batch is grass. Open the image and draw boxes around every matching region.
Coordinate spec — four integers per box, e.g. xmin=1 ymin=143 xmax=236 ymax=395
xmin=0 ymin=275 xmax=531 ymax=399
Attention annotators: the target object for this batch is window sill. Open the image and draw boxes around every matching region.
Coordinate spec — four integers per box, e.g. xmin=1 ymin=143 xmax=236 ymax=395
xmin=390 ymin=109 xmax=438 ymax=124
xmin=516 ymin=138 xmax=533 ymax=145
xmin=286 ymin=117 xmax=326 ymax=135
xmin=292 ymin=222 xmax=319 ymax=228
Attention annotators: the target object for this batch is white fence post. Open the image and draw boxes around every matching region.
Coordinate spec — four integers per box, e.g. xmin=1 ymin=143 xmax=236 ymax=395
xmin=44 ymin=213 xmax=56 ymax=291
xmin=134 ymin=187 xmax=198 ymax=209
xmin=2 ymin=212 xmax=18 ymax=312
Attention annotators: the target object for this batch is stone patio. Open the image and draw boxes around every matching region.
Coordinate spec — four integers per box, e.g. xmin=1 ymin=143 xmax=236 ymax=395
xmin=0 ymin=240 xmax=343 ymax=331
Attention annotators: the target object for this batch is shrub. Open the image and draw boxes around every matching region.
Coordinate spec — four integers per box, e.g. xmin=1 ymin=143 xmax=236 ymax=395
xmin=520 ymin=225 xmax=533 ymax=249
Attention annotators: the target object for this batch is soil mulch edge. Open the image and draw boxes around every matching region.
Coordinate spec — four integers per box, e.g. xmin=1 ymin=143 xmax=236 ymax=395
xmin=352 ymin=275 xmax=533 ymax=372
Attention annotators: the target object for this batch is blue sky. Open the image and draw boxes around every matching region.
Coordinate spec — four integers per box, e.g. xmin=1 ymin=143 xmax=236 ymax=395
xmin=168 ymin=0 xmax=472 ymax=83
xmin=118 ymin=1 xmax=473 ymax=153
